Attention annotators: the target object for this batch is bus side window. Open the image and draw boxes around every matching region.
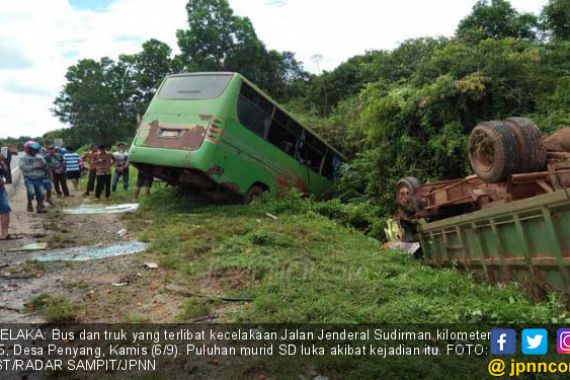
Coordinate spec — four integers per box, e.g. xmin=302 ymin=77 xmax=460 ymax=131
xmin=321 ymin=151 xmax=340 ymax=180
xmin=267 ymin=122 xmax=297 ymax=157
xmin=238 ymin=85 xmax=273 ymax=138
xmin=300 ymin=133 xmax=325 ymax=173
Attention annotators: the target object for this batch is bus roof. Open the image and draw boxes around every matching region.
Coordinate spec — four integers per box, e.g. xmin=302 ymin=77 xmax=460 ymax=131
xmin=166 ymin=72 xmax=347 ymax=161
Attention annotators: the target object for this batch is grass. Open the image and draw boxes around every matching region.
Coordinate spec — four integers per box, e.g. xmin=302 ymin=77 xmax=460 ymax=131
xmin=27 ymin=294 xmax=79 ymax=322
xmin=129 ymin=188 xmax=567 ymax=325
xmin=78 ymin=166 xmax=169 ymax=204
xmin=121 ymin=313 xmax=151 ymax=323
xmin=122 ymin=188 xmax=570 ymax=379
xmin=127 ymin=188 xmax=570 ymax=379
xmin=9 ymin=260 xmax=47 ymax=277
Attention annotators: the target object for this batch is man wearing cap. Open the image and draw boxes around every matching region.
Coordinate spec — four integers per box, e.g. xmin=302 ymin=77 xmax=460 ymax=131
xmin=19 ymin=141 xmax=48 ymax=213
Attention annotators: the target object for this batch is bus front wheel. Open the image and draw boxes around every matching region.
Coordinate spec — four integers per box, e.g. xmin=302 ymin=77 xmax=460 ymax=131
xmin=244 ymin=185 xmax=266 ymax=204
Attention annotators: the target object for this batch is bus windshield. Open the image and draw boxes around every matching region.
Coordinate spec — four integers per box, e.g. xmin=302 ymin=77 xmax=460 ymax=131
xmin=158 ymin=74 xmax=233 ymax=100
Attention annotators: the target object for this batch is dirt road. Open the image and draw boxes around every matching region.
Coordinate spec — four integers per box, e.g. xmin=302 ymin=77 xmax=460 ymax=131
xmin=0 ymin=170 xmax=182 ymax=323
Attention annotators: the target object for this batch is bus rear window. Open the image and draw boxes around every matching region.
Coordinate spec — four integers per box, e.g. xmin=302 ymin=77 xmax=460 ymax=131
xmin=158 ymin=75 xmax=232 ymax=100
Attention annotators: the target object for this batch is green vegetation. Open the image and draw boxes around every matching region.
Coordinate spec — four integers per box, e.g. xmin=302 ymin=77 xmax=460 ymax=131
xmin=27 ymin=294 xmax=79 ymax=322
xmin=48 ymin=0 xmax=570 ymax=220
xmin=130 ymin=189 xmax=566 ymax=324
xmin=120 ymin=314 xmax=151 ymax=323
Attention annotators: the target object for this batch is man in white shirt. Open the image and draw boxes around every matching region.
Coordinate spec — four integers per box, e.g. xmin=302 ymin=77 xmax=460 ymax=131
xmin=112 ymin=143 xmax=130 ymax=192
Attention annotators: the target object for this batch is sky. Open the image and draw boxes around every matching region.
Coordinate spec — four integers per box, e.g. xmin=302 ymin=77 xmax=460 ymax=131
xmin=0 ymin=0 xmax=548 ymax=139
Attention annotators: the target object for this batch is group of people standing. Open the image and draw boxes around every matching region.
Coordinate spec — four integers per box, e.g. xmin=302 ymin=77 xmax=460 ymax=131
xmin=0 ymin=141 xmax=154 ymax=240
xmin=81 ymin=143 xmax=153 ymax=199
xmin=17 ymin=141 xmax=155 ymax=213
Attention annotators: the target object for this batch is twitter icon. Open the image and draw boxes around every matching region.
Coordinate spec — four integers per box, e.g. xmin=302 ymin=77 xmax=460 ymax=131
xmin=522 ymin=329 xmax=548 ymax=355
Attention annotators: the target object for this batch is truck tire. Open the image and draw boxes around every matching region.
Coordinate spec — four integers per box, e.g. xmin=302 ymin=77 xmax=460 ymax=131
xmin=504 ymin=117 xmax=546 ymax=173
xmin=396 ymin=176 xmax=421 ymax=211
xmin=468 ymin=121 xmax=518 ymax=183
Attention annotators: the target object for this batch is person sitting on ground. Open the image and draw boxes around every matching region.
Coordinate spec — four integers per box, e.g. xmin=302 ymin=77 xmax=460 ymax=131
xmin=134 ymin=170 xmax=154 ymax=200
xmin=112 ymin=143 xmax=130 ymax=192
xmin=94 ymin=144 xmax=115 ymax=200
xmin=0 ymin=155 xmax=12 ymax=239
xmin=19 ymin=141 xmax=48 ymax=213
xmin=82 ymin=143 xmax=98 ymax=196
xmin=45 ymin=146 xmax=70 ymax=198
xmin=63 ymin=147 xmax=81 ymax=191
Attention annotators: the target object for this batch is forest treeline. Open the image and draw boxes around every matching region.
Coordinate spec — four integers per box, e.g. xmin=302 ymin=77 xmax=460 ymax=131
xmin=39 ymin=0 xmax=570 ymax=220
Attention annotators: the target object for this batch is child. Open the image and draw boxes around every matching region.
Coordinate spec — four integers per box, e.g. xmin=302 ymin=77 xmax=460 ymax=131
xmin=63 ymin=147 xmax=81 ymax=191
xmin=19 ymin=141 xmax=48 ymax=213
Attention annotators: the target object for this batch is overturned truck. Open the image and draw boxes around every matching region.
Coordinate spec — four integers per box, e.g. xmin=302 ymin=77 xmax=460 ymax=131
xmin=396 ymin=118 xmax=570 ymax=300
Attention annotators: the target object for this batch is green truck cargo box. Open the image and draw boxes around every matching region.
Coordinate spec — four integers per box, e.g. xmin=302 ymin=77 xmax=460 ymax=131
xmin=417 ymin=189 xmax=570 ymax=300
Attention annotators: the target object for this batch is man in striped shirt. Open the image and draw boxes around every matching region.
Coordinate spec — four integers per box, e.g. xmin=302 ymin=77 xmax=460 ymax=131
xmin=63 ymin=147 xmax=81 ymax=191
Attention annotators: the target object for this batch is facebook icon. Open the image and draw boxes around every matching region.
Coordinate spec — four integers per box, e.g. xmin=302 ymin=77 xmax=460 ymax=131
xmin=490 ymin=329 xmax=517 ymax=354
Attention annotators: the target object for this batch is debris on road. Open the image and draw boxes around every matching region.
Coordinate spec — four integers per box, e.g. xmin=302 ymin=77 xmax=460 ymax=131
xmin=8 ymin=242 xmax=48 ymax=252
xmin=29 ymin=241 xmax=148 ymax=262
xmin=0 ymin=305 xmax=23 ymax=312
xmin=116 ymin=228 xmax=128 ymax=238
xmin=112 ymin=282 xmax=129 ymax=287
xmin=191 ymin=314 xmax=219 ymax=322
xmin=382 ymin=241 xmax=421 ymax=255
xmin=144 ymin=262 xmax=159 ymax=269
xmin=165 ymin=284 xmax=254 ymax=302
xmin=0 ymin=274 xmax=36 ymax=280
xmin=265 ymin=212 xmax=278 ymax=220
xmin=62 ymin=203 xmax=139 ymax=215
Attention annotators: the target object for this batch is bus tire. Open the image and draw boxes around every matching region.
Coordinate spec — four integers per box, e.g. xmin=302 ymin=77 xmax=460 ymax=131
xmin=468 ymin=121 xmax=518 ymax=183
xmin=244 ymin=185 xmax=266 ymax=204
xmin=504 ymin=117 xmax=546 ymax=173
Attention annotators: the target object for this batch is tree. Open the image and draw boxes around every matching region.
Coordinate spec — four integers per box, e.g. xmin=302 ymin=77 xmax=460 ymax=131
xmin=52 ymin=58 xmax=136 ymax=146
xmin=176 ymin=0 xmax=238 ymax=71
xmin=542 ymin=0 xmax=570 ymax=40
xmin=176 ymin=0 xmax=308 ymax=98
xmin=457 ymin=0 xmax=538 ymax=43
xmin=120 ymin=39 xmax=175 ymax=116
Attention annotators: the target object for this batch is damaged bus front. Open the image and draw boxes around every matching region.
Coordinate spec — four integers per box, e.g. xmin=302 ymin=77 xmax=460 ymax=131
xmin=129 ymin=72 xmax=344 ymax=202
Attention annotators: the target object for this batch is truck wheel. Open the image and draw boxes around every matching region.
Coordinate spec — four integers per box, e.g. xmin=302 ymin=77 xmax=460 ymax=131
xmin=468 ymin=121 xmax=518 ymax=183
xmin=396 ymin=177 xmax=421 ymax=211
xmin=244 ymin=185 xmax=266 ymax=204
xmin=504 ymin=117 xmax=546 ymax=173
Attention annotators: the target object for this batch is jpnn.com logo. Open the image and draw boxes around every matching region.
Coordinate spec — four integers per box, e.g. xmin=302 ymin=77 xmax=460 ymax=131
xmin=491 ymin=329 xmax=516 ymax=355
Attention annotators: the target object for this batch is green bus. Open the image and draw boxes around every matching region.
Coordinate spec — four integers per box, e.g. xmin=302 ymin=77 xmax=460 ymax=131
xmin=128 ymin=72 xmax=344 ymax=202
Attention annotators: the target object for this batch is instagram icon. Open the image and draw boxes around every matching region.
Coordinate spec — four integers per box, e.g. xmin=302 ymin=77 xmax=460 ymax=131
xmin=557 ymin=329 xmax=570 ymax=354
